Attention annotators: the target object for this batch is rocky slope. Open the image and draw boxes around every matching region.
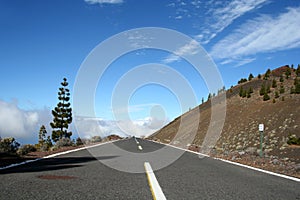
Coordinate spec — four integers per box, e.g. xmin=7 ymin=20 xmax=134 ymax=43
xmin=148 ymin=65 xmax=300 ymax=177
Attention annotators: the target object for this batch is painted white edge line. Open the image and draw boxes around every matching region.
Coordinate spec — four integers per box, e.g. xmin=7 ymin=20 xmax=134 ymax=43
xmin=149 ymin=140 xmax=300 ymax=183
xmin=144 ymin=162 xmax=167 ymax=200
xmin=0 ymin=140 xmax=119 ymax=171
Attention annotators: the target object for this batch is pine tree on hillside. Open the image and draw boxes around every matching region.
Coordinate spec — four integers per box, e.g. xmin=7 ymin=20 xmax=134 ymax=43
xmin=260 ymin=83 xmax=266 ymax=96
xmin=248 ymin=73 xmax=254 ymax=81
xmin=263 ymin=93 xmax=270 ymax=101
xmin=272 ymin=79 xmax=277 ymax=88
xmin=279 ymin=85 xmax=285 ymax=94
xmin=258 ymin=74 xmax=261 ymax=79
xmin=207 ymin=93 xmax=212 ymax=101
xmin=285 ymin=67 xmax=291 ymax=79
xmin=264 ymin=69 xmax=271 ymax=80
xmin=296 ymin=64 xmax=300 ymax=77
xmin=295 ymin=78 xmax=300 ymax=94
xmin=266 ymin=84 xmax=271 ymax=93
xmin=280 ymin=75 xmax=284 ymax=82
xmin=50 ymin=78 xmax=73 ymax=142
xmin=38 ymin=125 xmax=47 ymax=145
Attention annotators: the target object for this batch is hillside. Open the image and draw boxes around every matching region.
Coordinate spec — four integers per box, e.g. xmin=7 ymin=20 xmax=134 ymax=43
xmin=148 ymin=65 xmax=300 ymax=177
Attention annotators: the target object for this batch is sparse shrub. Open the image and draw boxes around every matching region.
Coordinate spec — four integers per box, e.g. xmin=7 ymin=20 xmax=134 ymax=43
xmin=287 ymin=135 xmax=300 ymax=145
xmin=54 ymin=137 xmax=73 ymax=149
xmin=17 ymin=144 xmax=37 ymax=155
xmin=280 ymin=85 xmax=285 ymax=94
xmin=275 ymin=91 xmax=279 ymax=98
xmin=280 ymin=75 xmax=284 ymax=82
xmin=290 ymin=86 xmax=295 ymax=94
xmin=76 ymin=137 xmax=84 ymax=146
xmin=90 ymin=136 xmax=102 ymax=143
xmin=272 ymin=99 xmax=276 ymax=103
xmin=282 ymin=96 xmax=285 ymax=101
xmin=0 ymin=137 xmax=20 ymax=155
xmin=247 ymin=92 xmax=251 ymax=98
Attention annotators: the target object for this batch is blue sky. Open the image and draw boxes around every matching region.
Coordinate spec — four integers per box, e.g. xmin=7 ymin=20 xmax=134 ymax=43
xmin=1 ymin=0 xmax=300 ymax=144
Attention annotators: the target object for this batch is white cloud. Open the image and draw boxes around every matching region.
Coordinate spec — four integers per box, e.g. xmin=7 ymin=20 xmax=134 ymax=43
xmin=0 ymin=100 xmax=52 ymax=143
xmin=197 ymin=0 xmax=268 ymax=44
xmin=211 ymin=7 xmax=300 ymax=65
xmin=175 ymin=15 xmax=183 ymax=19
xmin=162 ymin=40 xmax=200 ymax=63
xmin=84 ymin=0 xmax=123 ymax=5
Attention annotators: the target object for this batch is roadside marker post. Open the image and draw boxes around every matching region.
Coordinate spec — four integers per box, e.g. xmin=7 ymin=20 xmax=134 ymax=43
xmin=259 ymin=124 xmax=264 ymax=157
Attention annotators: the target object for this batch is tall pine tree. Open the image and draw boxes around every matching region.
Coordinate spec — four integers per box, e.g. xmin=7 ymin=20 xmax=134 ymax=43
xmin=50 ymin=78 xmax=72 ymax=142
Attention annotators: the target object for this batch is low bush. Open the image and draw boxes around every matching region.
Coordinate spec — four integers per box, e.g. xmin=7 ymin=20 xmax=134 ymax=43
xmin=76 ymin=137 xmax=84 ymax=146
xmin=287 ymin=135 xmax=300 ymax=145
xmin=17 ymin=144 xmax=37 ymax=155
xmin=0 ymin=137 xmax=20 ymax=155
xmin=90 ymin=136 xmax=102 ymax=143
xmin=54 ymin=137 xmax=73 ymax=149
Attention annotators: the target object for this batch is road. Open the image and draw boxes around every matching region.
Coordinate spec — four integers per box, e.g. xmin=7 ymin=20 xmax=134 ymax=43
xmin=0 ymin=138 xmax=299 ymax=199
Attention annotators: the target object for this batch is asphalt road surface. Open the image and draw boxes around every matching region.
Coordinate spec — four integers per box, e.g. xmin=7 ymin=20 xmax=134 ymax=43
xmin=1 ymin=138 xmax=299 ymax=199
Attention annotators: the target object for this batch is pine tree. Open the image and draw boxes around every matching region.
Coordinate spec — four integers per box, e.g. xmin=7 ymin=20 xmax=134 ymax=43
xmin=295 ymin=79 xmax=300 ymax=94
xmin=296 ymin=64 xmax=300 ymax=77
xmin=272 ymin=79 xmax=277 ymax=88
xmin=266 ymin=84 xmax=271 ymax=93
xmin=263 ymin=93 xmax=270 ymax=101
xmin=285 ymin=67 xmax=291 ymax=79
xmin=264 ymin=69 xmax=271 ymax=80
xmin=260 ymin=83 xmax=266 ymax=96
xmin=50 ymin=78 xmax=73 ymax=142
xmin=239 ymin=87 xmax=244 ymax=97
xmin=248 ymin=73 xmax=254 ymax=81
xmin=38 ymin=125 xmax=47 ymax=145
xmin=258 ymin=74 xmax=261 ymax=79
xmin=207 ymin=93 xmax=212 ymax=101
xmin=249 ymin=86 xmax=253 ymax=94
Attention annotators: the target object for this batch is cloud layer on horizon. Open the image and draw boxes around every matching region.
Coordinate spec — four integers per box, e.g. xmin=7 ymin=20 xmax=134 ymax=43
xmin=0 ymin=99 xmax=166 ymax=144
xmin=0 ymin=100 xmax=51 ymax=142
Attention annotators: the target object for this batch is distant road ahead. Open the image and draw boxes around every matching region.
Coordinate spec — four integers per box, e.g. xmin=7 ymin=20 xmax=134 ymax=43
xmin=1 ymin=138 xmax=299 ymax=199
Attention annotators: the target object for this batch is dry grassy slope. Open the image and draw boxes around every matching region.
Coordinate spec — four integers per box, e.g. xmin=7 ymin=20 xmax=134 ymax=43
xmin=148 ymin=66 xmax=300 ymax=162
